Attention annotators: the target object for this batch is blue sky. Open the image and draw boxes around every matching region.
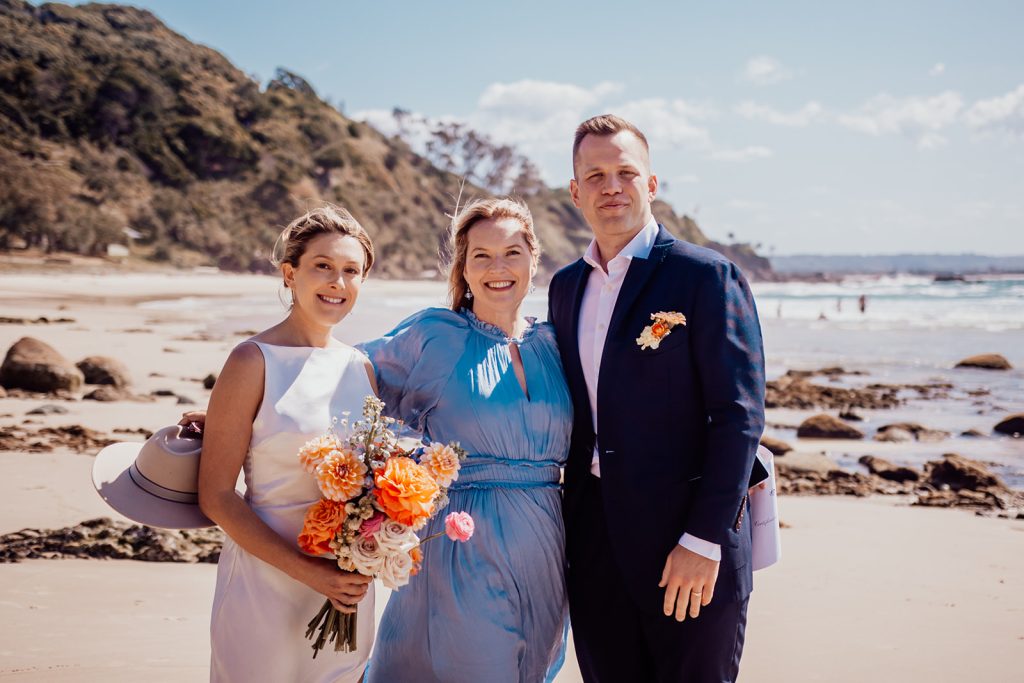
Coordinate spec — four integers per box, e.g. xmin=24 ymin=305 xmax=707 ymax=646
xmin=66 ymin=1 xmax=1024 ymax=254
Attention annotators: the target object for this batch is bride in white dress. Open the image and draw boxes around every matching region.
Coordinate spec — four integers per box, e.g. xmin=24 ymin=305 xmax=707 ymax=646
xmin=197 ymin=207 xmax=377 ymax=682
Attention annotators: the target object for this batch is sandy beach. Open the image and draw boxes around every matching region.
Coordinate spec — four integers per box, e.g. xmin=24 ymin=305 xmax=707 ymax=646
xmin=1 ymin=272 xmax=1022 ymax=681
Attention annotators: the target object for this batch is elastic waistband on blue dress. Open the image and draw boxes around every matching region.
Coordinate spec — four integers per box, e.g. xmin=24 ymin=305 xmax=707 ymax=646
xmin=448 ymin=454 xmax=563 ymax=491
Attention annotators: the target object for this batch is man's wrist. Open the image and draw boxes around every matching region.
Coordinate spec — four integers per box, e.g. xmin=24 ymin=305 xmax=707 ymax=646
xmin=678 ymin=533 xmax=722 ymax=561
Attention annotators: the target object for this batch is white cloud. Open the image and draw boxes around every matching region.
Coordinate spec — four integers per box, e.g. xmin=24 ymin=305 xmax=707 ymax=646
xmin=929 ymin=62 xmax=946 ymax=77
xmin=727 ymin=199 xmax=768 ymax=211
xmin=611 ymin=98 xmax=715 ymax=149
xmin=710 ymin=146 xmax=774 ymax=162
xmin=735 ymin=100 xmax=824 ymax=126
xmin=838 ymin=91 xmax=963 ymax=148
xmin=742 ymin=56 xmax=794 ymax=86
xmin=964 ymin=84 xmax=1024 ymax=138
xmin=477 ymin=79 xmax=623 ymax=119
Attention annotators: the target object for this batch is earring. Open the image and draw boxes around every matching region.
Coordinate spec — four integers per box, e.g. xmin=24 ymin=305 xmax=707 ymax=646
xmin=278 ymin=283 xmax=293 ymax=308
xmin=465 ymin=290 xmax=473 ymax=300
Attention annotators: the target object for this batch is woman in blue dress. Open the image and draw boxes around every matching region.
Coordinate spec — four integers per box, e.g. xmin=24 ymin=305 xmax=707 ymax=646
xmin=361 ymin=198 xmax=572 ymax=682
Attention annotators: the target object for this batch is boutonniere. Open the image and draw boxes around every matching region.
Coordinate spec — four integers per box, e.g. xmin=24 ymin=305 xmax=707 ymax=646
xmin=636 ymin=311 xmax=687 ymax=350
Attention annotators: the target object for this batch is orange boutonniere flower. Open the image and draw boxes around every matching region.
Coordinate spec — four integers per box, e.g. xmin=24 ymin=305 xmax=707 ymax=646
xmin=636 ymin=311 xmax=687 ymax=350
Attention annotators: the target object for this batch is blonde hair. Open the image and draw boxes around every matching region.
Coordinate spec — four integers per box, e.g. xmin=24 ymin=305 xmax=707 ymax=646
xmin=446 ymin=198 xmax=540 ymax=311
xmin=572 ymin=114 xmax=650 ymax=175
xmin=272 ymin=205 xmax=375 ymax=276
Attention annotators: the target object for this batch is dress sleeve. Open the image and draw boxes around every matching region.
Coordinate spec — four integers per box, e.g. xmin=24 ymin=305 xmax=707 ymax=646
xmin=356 ymin=308 xmax=468 ymax=435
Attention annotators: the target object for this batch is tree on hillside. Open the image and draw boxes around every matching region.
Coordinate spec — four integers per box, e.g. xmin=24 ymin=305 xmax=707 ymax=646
xmin=391 ymin=110 xmax=545 ymax=197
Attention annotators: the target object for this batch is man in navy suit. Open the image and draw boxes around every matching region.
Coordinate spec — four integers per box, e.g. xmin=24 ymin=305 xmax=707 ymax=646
xmin=548 ymin=115 xmax=765 ymax=682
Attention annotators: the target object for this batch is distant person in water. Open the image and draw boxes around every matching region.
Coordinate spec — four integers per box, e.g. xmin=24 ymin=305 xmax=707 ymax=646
xmin=859 ymin=294 xmax=867 ymax=314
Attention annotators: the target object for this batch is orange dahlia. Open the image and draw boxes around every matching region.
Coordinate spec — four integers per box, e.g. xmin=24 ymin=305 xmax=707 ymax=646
xmin=297 ymin=434 xmax=343 ymax=473
xmin=373 ymin=456 xmax=439 ymax=527
xmin=297 ymin=499 xmax=346 ymax=555
xmin=420 ymin=443 xmax=461 ymax=487
xmin=315 ymin=447 xmax=368 ymax=501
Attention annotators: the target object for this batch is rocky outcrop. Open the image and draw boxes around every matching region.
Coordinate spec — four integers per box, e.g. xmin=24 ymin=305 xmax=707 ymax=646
xmin=796 ymin=414 xmax=865 ymax=440
xmin=0 ymin=337 xmax=83 ymax=393
xmin=76 ymin=356 xmax=132 ymax=388
xmin=776 ymin=452 xmax=913 ymax=497
xmin=0 ymin=518 xmax=224 ymax=563
xmin=955 ymin=354 xmax=1012 ymax=370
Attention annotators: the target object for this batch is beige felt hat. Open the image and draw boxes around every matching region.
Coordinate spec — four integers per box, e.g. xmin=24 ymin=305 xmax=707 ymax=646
xmin=92 ymin=425 xmax=214 ymax=529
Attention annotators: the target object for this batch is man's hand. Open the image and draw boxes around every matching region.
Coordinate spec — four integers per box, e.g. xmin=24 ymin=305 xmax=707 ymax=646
xmin=658 ymin=544 xmax=719 ymax=621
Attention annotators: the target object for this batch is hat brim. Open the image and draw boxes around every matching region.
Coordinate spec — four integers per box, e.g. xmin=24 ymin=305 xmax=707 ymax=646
xmin=92 ymin=441 xmax=215 ymax=530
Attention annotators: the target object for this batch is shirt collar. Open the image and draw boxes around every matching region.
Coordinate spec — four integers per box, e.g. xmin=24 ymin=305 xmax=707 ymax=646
xmin=582 ymin=217 xmax=660 ymax=271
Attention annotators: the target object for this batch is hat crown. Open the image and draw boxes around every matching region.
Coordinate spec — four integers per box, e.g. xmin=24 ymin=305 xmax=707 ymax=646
xmin=133 ymin=425 xmax=203 ymax=498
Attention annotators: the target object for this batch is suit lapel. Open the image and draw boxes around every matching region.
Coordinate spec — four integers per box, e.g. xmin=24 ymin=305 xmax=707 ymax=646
xmin=563 ymin=259 xmax=593 ymax=426
xmin=605 ymin=226 xmax=674 ymax=336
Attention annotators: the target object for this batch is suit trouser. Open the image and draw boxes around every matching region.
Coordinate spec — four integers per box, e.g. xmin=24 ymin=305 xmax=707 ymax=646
xmin=567 ymin=474 xmax=748 ymax=683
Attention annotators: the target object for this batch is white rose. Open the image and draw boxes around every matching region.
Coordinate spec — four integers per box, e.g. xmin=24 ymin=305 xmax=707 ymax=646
xmin=375 ymin=520 xmax=418 ymax=554
xmin=379 ymin=550 xmax=414 ymax=590
xmin=348 ymin=535 xmax=384 ymax=577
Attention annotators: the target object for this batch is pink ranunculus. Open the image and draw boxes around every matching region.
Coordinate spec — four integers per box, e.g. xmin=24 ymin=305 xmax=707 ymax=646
xmin=444 ymin=511 xmax=475 ymax=542
xmin=359 ymin=511 xmax=386 ymax=539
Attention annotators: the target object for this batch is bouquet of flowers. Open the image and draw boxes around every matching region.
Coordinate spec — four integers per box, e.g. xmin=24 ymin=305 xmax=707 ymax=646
xmin=296 ymin=395 xmax=473 ymax=657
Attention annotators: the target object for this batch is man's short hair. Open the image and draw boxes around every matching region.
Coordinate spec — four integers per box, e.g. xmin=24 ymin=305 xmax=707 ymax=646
xmin=572 ymin=114 xmax=650 ymax=173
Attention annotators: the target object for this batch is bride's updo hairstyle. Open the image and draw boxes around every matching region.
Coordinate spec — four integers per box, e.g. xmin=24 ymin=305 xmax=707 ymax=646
xmin=446 ymin=198 xmax=540 ymax=311
xmin=272 ymin=205 xmax=375 ymax=278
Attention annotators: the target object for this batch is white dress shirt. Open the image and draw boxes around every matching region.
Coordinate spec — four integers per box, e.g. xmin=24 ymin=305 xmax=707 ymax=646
xmin=578 ymin=218 xmax=722 ymax=562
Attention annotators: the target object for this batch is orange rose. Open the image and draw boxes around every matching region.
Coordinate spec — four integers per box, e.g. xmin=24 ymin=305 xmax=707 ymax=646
xmin=297 ymin=499 xmax=346 ymax=556
xmin=651 ymin=322 xmax=668 ymax=338
xmin=373 ymin=456 xmax=439 ymax=527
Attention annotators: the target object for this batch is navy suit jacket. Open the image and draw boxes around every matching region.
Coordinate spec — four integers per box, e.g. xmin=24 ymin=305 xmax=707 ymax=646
xmin=548 ymin=226 xmax=766 ymax=614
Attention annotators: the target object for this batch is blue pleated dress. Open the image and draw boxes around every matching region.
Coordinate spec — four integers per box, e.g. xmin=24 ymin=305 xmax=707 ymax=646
xmin=359 ymin=307 xmax=572 ymax=683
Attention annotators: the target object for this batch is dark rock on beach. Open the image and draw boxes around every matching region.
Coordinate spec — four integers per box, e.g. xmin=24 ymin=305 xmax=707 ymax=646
xmin=797 ymin=414 xmax=865 ymax=440
xmin=955 ymin=354 xmax=1012 ymax=370
xmin=26 ymin=404 xmax=68 ymax=415
xmin=925 ymin=453 xmax=1006 ymax=493
xmin=202 ymin=373 xmax=218 ymax=389
xmin=993 ymin=414 xmax=1024 ymax=437
xmin=858 ymin=455 xmax=921 ymax=483
xmin=84 ymin=386 xmax=130 ymax=402
xmin=875 ymin=423 xmax=950 ymax=443
xmin=0 ymin=518 xmax=224 ymax=564
xmin=759 ymin=435 xmax=794 ymax=456
xmin=0 ymin=337 xmax=84 ymax=393
xmin=76 ymin=356 xmax=132 ymax=388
